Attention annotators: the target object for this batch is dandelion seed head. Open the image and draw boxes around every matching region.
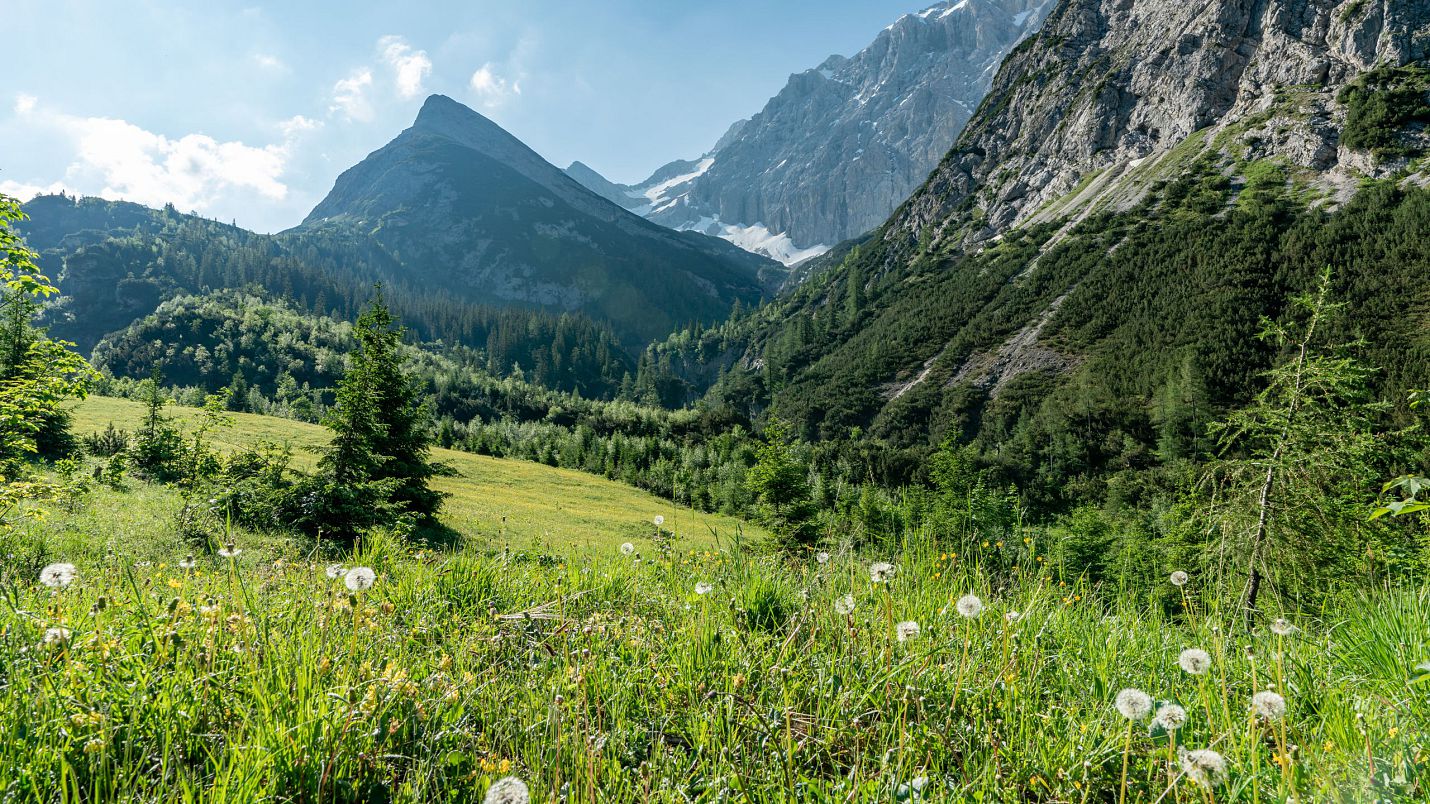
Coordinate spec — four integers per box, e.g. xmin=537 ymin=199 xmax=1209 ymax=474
xmin=695 ymin=582 xmax=713 ymax=596
xmin=1178 ymin=648 xmax=1212 ymax=675
xmin=40 ymin=563 xmax=77 ymax=588
xmin=956 ymin=594 xmax=983 ymax=619
xmin=326 ymin=564 xmax=348 ymax=579
xmin=869 ymin=562 xmax=896 ymax=583
xmin=1004 ymin=611 xmax=1021 ymax=623
xmin=1169 ymin=570 xmax=1189 ymax=587
xmin=344 ymin=566 xmax=376 ymax=592
xmin=1115 ymin=688 xmax=1153 ymax=721
xmin=1153 ymin=703 xmax=1188 ymax=731
xmin=1270 ymin=617 xmax=1296 ymax=636
xmin=43 ymin=627 xmax=70 ymax=646
xmin=217 ymin=543 xmax=242 ymax=559
xmin=816 ymin=551 xmax=830 ymax=565
xmin=1178 ymin=747 xmax=1227 ymax=788
xmin=483 ymin=775 xmax=530 ymax=804
xmin=619 ymin=542 xmax=635 ymax=556
xmin=179 ymin=555 xmax=196 ymax=570
xmin=896 ymin=620 xmax=920 ymax=641
xmin=834 ymin=594 xmax=856 ymax=616
xmin=653 ymin=515 xmax=664 ymax=527
xmin=1251 ymin=690 xmax=1287 ymax=721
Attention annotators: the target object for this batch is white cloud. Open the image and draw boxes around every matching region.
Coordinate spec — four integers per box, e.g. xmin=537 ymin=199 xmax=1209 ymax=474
xmin=14 ymin=99 xmax=300 ymax=214
xmin=0 ymin=179 xmax=71 ymax=201
xmin=14 ymin=94 xmax=37 ymax=115
xmin=278 ymin=114 xmax=321 ymax=138
xmin=469 ymin=63 xmax=520 ymax=106
xmin=330 ymin=68 xmax=374 ymax=122
xmin=252 ymin=53 xmax=287 ymax=73
xmin=378 ymin=36 xmax=432 ymax=100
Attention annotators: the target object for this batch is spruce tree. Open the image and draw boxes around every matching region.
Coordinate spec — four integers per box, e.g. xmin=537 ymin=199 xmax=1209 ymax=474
xmin=307 ymin=290 xmax=442 ymax=541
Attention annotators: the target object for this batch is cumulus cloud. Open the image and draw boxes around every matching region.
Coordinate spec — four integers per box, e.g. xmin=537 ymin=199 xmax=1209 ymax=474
xmin=14 ymin=94 xmax=37 ymax=115
xmin=0 ymin=179 xmax=71 ymax=201
xmin=330 ymin=68 xmax=374 ymax=122
xmin=10 ymin=97 xmax=299 ymax=213
xmin=469 ymin=63 xmax=520 ymax=106
xmin=378 ymin=36 xmax=432 ymax=99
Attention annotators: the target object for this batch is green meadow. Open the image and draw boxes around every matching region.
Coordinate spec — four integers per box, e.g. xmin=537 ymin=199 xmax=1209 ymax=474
xmin=2 ymin=400 xmax=1425 ymax=802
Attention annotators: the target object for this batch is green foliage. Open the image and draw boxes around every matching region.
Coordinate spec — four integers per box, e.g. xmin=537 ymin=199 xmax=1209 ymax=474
xmin=746 ymin=420 xmax=818 ymax=547
xmin=0 ymin=194 xmax=93 ymax=481
xmin=5 ymin=512 xmax=1429 ymax=801
xmin=300 ymin=293 xmax=443 ymax=542
xmin=21 ymin=195 xmax=634 ymax=396
xmin=1338 ymin=65 xmax=1430 ymax=157
xmin=1184 ymin=272 xmax=1426 ymax=612
xmin=127 ymin=377 xmax=189 ymax=482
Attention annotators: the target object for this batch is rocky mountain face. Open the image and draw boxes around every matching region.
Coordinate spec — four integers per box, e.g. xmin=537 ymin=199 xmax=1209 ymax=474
xmin=567 ymin=0 xmax=1057 ymax=264
xmin=891 ymin=0 xmax=1430 ymax=251
xmin=301 ymin=95 xmax=783 ymax=346
xmin=650 ymin=0 xmax=1429 ymax=471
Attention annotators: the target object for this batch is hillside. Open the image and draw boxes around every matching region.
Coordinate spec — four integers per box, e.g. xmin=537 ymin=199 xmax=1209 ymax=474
xmin=21 ymin=195 xmax=636 ymax=397
xmin=638 ymin=0 xmax=1430 ymax=504
xmin=68 ymin=395 xmax=767 ymax=549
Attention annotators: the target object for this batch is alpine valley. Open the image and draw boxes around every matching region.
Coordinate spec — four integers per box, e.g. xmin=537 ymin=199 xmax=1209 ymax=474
xmin=5 ymin=1 xmax=1430 ymax=799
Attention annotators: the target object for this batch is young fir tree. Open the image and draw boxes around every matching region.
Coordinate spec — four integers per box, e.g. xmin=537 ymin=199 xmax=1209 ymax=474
xmin=747 ymin=419 xmax=819 ymax=548
xmin=307 ymin=291 xmax=442 ymax=541
xmin=1186 ymin=270 xmax=1423 ymax=622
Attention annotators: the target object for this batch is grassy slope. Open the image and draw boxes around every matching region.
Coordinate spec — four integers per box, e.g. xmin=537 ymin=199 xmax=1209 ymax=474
xmin=68 ymin=396 xmax=767 ymax=551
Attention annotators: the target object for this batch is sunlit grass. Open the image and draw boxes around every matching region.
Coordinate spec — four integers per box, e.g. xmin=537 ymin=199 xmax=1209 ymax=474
xmin=2 ymin=521 xmax=1426 ymax=802
xmin=66 ymin=396 xmax=767 ymax=551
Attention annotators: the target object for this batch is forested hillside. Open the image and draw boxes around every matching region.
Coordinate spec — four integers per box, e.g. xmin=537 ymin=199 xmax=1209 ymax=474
xmin=23 ymin=195 xmax=633 ymax=397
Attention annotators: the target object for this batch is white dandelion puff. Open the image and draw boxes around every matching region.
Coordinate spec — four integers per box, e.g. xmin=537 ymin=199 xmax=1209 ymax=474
xmin=1178 ymin=747 xmax=1227 ymax=788
xmin=43 ymin=626 xmax=71 ymax=646
xmin=695 ymin=582 xmax=713 ymax=596
xmin=896 ymin=620 xmax=921 ymax=642
xmin=483 ymin=775 xmax=530 ymax=804
xmin=1004 ymin=611 xmax=1021 ymax=623
xmin=816 ymin=551 xmax=830 ymax=565
xmin=1251 ymin=690 xmax=1287 ymax=721
xmin=39 ymin=563 xmax=77 ymax=588
xmin=869 ymin=562 xmax=896 ymax=583
xmin=1153 ymin=703 xmax=1188 ymax=732
xmin=1178 ymin=648 xmax=1212 ymax=675
xmin=834 ymin=594 xmax=856 ymax=616
xmin=653 ymin=515 xmax=664 ymax=527
xmin=956 ymin=594 xmax=983 ymax=619
xmin=344 ymin=566 xmax=376 ymax=592
xmin=619 ymin=542 xmax=635 ymax=556
xmin=1115 ymin=688 xmax=1153 ymax=721
xmin=325 ymin=564 xmax=348 ymax=579
xmin=1169 ymin=570 xmax=1189 ymax=587
xmin=1270 ymin=617 xmax=1297 ymax=636
xmin=217 ymin=543 xmax=242 ymax=559
xmin=179 ymin=555 xmax=197 ymax=571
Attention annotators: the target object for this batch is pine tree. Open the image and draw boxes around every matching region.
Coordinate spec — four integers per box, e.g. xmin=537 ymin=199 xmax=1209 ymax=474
xmin=305 ymin=290 xmax=443 ymax=541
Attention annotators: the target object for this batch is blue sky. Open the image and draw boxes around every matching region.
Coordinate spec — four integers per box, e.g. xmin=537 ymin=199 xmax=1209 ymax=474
xmin=2 ymin=0 xmax=925 ymax=233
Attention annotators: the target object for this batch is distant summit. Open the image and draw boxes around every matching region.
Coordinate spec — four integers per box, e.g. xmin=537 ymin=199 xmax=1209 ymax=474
xmin=300 ymin=95 xmax=782 ymax=346
xmin=565 ymin=0 xmax=1056 ymax=264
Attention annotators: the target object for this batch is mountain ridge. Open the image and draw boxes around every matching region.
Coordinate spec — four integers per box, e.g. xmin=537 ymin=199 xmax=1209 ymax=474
xmin=296 ymin=94 xmax=784 ymax=346
xmin=567 ymin=0 xmax=1058 ymax=264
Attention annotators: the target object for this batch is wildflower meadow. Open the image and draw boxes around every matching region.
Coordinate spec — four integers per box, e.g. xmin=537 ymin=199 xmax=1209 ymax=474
xmin=3 ymin=519 xmax=1426 ymax=802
